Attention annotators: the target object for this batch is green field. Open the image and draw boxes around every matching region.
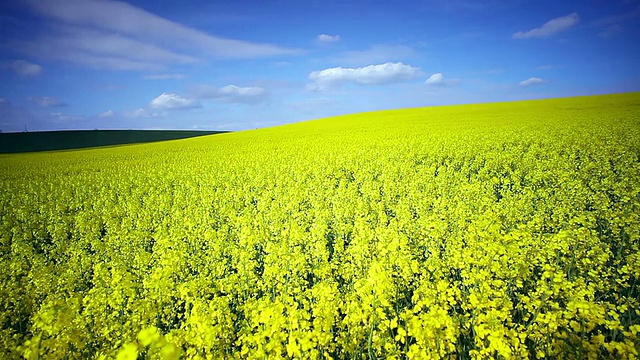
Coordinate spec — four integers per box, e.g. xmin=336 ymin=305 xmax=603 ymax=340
xmin=0 ymin=130 xmax=226 ymax=154
xmin=1 ymin=93 xmax=639 ymax=359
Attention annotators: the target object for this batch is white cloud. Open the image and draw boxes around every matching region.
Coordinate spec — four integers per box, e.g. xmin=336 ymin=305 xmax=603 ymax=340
xmin=518 ymin=77 xmax=546 ymax=86
xmin=28 ymin=96 xmax=67 ymax=107
xmin=11 ymin=60 xmax=43 ymax=76
xmin=317 ymin=34 xmax=341 ymax=43
xmin=308 ymin=62 xmax=422 ymax=90
xmin=425 ymin=73 xmax=445 ymax=85
xmin=99 ymin=110 xmax=114 ymax=118
xmin=14 ymin=26 xmax=199 ymax=71
xmin=192 ymin=84 xmax=267 ymax=103
xmin=49 ymin=112 xmax=86 ymax=123
xmin=124 ymin=108 xmax=165 ymax=118
xmin=16 ymin=0 xmax=301 ymax=71
xmin=332 ymin=45 xmax=418 ymax=66
xmin=144 ymin=73 xmax=189 ymax=80
xmin=591 ymin=8 xmax=640 ymax=28
xmin=128 ymin=108 xmax=148 ymax=118
xmin=513 ymin=13 xmax=579 ymax=39
xmin=218 ymin=85 xmax=265 ymax=97
xmin=598 ymin=25 xmax=623 ymax=38
xmin=150 ymin=93 xmax=200 ymax=110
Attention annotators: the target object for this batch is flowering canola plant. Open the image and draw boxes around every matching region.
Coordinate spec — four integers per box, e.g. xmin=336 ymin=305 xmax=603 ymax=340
xmin=1 ymin=93 xmax=639 ymax=359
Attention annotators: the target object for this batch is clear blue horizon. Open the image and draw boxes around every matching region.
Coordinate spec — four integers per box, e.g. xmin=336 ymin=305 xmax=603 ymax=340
xmin=1 ymin=0 xmax=639 ymax=133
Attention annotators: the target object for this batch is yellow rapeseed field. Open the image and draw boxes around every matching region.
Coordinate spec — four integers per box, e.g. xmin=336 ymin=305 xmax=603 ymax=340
xmin=1 ymin=93 xmax=639 ymax=359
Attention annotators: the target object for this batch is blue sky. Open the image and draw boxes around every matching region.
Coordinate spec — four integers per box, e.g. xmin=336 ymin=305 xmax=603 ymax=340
xmin=0 ymin=0 xmax=639 ymax=132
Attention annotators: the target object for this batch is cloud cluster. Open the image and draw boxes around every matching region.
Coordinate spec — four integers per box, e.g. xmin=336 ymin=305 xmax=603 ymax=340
xmin=425 ymin=73 xmax=445 ymax=85
xmin=125 ymin=108 xmax=166 ymax=118
xmin=144 ymin=74 xmax=189 ymax=80
xmin=28 ymin=96 xmax=67 ymax=107
xmin=99 ymin=110 xmax=114 ymax=118
xmin=15 ymin=0 xmax=300 ymax=71
xmin=518 ymin=77 xmax=546 ymax=86
xmin=10 ymin=60 xmax=43 ymax=76
xmin=513 ymin=13 xmax=579 ymax=39
xmin=150 ymin=93 xmax=200 ymax=110
xmin=598 ymin=25 xmax=623 ymax=38
xmin=218 ymin=85 xmax=266 ymax=98
xmin=331 ymin=45 xmax=418 ymax=66
xmin=116 ymin=84 xmax=267 ymax=123
xmin=308 ymin=62 xmax=422 ymax=90
xmin=317 ymin=34 xmax=341 ymax=43
xmin=49 ymin=112 xmax=86 ymax=123
xmin=192 ymin=84 xmax=267 ymax=103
